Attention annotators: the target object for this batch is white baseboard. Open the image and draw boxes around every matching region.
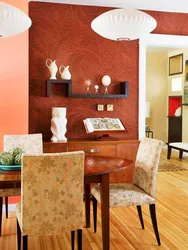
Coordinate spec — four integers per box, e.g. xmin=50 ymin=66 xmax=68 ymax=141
xmin=3 ymin=204 xmax=16 ymax=212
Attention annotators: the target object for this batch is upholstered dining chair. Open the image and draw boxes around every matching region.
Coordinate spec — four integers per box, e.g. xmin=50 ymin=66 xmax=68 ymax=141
xmin=16 ymin=151 xmax=85 ymax=250
xmin=0 ymin=133 xmax=43 ymax=236
xmin=91 ymin=137 xmax=163 ymax=246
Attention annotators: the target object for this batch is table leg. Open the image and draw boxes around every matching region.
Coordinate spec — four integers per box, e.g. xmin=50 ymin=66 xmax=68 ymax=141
xmin=167 ymin=146 xmax=171 ymax=159
xmin=84 ymin=183 xmax=91 ymax=228
xmin=179 ymin=150 xmax=183 ymax=159
xmin=100 ymin=174 xmax=110 ymax=250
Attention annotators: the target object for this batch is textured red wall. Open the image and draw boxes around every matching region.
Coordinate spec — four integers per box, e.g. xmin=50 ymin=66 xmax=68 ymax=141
xmin=29 ymin=2 xmax=188 ymax=141
xmin=29 ymin=2 xmax=138 ymax=140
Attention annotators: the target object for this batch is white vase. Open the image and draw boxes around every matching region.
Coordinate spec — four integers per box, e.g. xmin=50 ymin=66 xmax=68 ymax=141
xmin=59 ymin=65 xmax=71 ymax=80
xmin=174 ymin=107 xmax=181 ymax=117
xmin=46 ymin=59 xmax=58 ymax=79
xmin=50 ymin=107 xmax=67 ymax=142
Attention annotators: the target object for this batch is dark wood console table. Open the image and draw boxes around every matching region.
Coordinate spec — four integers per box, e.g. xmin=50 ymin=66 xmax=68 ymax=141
xmin=43 ymin=139 xmax=139 ymax=183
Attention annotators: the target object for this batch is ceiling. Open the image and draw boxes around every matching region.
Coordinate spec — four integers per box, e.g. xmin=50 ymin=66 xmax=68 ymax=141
xmin=32 ymin=0 xmax=188 ymax=13
xmin=146 ymin=47 xmax=179 ymax=52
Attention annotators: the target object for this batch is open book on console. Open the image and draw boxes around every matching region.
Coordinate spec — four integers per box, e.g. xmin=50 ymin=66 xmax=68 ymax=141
xmin=83 ymin=118 xmax=127 ymax=134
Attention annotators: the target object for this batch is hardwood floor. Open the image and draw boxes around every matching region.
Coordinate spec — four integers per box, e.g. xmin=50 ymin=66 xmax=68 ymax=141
xmin=0 ymin=149 xmax=188 ymax=250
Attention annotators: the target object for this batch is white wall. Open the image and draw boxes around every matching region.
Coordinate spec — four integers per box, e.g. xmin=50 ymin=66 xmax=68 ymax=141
xmin=146 ymin=51 xmax=168 ymax=142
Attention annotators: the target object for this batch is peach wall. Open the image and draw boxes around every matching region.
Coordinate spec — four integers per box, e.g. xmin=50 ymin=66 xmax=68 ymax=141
xmin=0 ymin=0 xmax=29 ymax=151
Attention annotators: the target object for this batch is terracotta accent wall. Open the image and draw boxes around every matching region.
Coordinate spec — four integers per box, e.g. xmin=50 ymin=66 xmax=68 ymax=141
xmin=29 ymin=2 xmax=188 ymax=141
xmin=0 ymin=0 xmax=28 ymax=151
xmin=29 ymin=2 xmax=138 ymax=140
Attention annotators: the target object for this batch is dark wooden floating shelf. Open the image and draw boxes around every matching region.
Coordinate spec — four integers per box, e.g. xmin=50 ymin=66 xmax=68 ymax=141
xmin=180 ymin=103 xmax=188 ymax=106
xmin=47 ymin=79 xmax=128 ymax=98
xmin=167 ymin=116 xmax=182 ymax=118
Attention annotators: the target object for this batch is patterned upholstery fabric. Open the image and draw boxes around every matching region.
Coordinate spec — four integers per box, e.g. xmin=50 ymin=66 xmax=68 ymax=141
xmin=16 ymin=151 xmax=85 ymax=236
xmin=0 ymin=134 xmax=43 ymax=197
xmin=16 ymin=202 xmax=21 ymax=227
xmin=4 ymin=134 xmax=43 ymax=154
xmin=0 ymin=189 xmax=21 ymax=197
xmin=91 ymin=138 xmax=163 ymax=207
xmin=91 ymin=183 xmax=156 ymax=207
xmin=133 ymin=137 xmax=163 ymax=198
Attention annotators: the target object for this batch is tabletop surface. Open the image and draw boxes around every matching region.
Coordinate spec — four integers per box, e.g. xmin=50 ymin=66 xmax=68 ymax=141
xmin=0 ymin=155 xmax=133 ymax=182
xmin=84 ymin=155 xmax=132 ymax=176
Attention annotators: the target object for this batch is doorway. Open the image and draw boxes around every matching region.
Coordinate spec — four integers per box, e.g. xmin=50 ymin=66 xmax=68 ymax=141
xmin=138 ymin=34 xmax=188 ymax=140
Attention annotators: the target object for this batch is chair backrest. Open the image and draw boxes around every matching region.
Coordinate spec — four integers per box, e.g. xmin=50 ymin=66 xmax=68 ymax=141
xmin=21 ymin=151 xmax=85 ymax=235
xmin=4 ymin=134 xmax=43 ymax=154
xmin=133 ymin=137 xmax=163 ymax=198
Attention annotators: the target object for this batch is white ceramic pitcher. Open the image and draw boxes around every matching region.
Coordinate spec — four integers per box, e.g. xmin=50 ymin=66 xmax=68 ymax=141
xmin=46 ymin=59 xmax=58 ymax=79
xmin=59 ymin=65 xmax=71 ymax=80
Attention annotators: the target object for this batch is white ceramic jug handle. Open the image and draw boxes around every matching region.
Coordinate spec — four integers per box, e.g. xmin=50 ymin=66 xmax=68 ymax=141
xmin=59 ymin=65 xmax=65 ymax=74
xmin=46 ymin=59 xmax=52 ymax=68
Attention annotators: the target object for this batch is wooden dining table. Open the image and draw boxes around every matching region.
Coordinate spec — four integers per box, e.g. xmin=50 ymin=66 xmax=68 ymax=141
xmin=84 ymin=155 xmax=133 ymax=250
xmin=0 ymin=155 xmax=133 ymax=250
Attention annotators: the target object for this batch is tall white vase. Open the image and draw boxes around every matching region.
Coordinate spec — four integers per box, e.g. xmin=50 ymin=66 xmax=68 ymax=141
xmin=46 ymin=59 xmax=58 ymax=79
xmin=50 ymin=107 xmax=67 ymax=142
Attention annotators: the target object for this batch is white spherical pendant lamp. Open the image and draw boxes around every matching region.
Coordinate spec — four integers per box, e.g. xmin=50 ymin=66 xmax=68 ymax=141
xmin=91 ymin=9 xmax=157 ymax=41
xmin=0 ymin=2 xmax=32 ymax=38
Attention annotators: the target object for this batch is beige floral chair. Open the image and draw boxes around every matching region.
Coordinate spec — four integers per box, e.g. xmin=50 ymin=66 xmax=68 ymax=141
xmin=91 ymin=137 xmax=163 ymax=246
xmin=16 ymin=151 xmax=85 ymax=250
xmin=0 ymin=133 xmax=43 ymax=236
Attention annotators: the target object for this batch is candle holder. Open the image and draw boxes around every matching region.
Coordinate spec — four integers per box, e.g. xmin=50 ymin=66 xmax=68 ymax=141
xmin=94 ymin=85 xmax=100 ymax=94
xmin=84 ymin=79 xmax=92 ymax=94
xmin=102 ymin=75 xmax=111 ymax=94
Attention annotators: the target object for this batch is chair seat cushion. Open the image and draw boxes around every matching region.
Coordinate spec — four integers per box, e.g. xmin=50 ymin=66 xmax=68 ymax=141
xmin=0 ymin=188 xmax=21 ymax=197
xmin=91 ymin=183 xmax=156 ymax=208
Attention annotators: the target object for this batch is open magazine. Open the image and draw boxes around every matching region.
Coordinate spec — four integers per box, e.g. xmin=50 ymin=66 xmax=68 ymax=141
xmin=83 ymin=118 xmax=126 ymax=134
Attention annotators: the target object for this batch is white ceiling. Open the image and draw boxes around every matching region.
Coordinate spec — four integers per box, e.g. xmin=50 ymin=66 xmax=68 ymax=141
xmin=146 ymin=47 xmax=179 ymax=52
xmin=32 ymin=0 xmax=188 ymax=13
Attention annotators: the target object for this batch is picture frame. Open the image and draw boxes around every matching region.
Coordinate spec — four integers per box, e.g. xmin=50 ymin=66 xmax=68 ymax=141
xmin=183 ymin=81 xmax=188 ymax=104
xmin=169 ymin=53 xmax=183 ymax=76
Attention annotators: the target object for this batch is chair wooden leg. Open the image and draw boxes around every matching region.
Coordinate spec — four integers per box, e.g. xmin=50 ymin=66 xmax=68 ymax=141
xmin=17 ymin=219 xmax=21 ymax=250
xmin=149 ymin=204 xmax=161 ymax=246
xmin=23 ymin=235 xmax=28 ymax=250
xmin=0 ymin=197 xmax=2 ymax=236
xmin=71 ymin=231 xmax=75 ymax=250
xmin=136 ymin=205 xmax=144 ymax=229
xmin=77 ymin=229 xmax=82 ymax=250
xmin=5 ymin=197 xmax=8 ymax=219
xmin=92 ymin=196 xmax=97 ymax=233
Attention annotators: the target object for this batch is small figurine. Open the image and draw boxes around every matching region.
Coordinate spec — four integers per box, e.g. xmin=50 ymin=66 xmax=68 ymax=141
xmin=94 ymin=85 xmax=100 ymax=94
xmin=85 ymin=79 xmax=92 ymax=94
